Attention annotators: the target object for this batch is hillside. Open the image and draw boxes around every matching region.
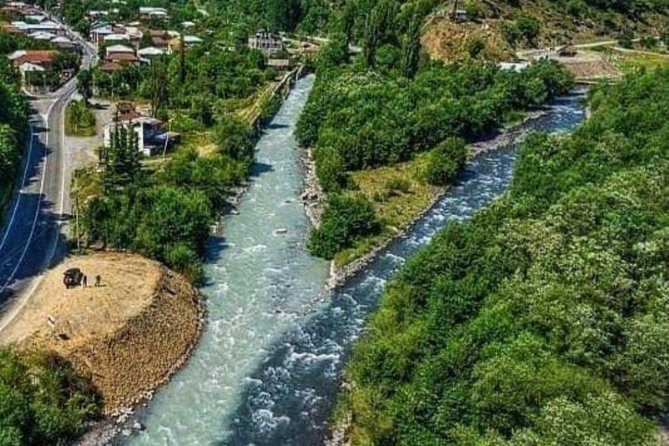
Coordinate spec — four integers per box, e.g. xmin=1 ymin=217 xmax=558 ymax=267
xmin=342 ymin=66 xmax=669 ymax=446
xmin=422 ymin=0 xmax=668 ymax=61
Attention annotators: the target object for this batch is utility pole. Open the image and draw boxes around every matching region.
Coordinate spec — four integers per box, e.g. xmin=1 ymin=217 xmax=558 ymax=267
xmin=75 ymin=195 xmax=81 ymax=252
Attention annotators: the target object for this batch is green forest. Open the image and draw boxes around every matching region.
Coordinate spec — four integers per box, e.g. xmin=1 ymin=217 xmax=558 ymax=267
xmin=343 ymin=67 xmax=669 ymax=445
xmin=0 ymin=59 xmax=29 ymax=216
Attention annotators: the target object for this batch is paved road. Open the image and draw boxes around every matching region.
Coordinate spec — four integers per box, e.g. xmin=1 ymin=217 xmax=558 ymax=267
xmin=0 ymin=19 xmax=97 ymax=325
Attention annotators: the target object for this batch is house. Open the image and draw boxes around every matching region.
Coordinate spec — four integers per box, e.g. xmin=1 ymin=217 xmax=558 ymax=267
xmin=24 ymin=14 xmax=46 ymax=23
xmin=267 ymin=58 xmax=290 ymax=70
xmin=105 ymin=44 xmax=134 ymax=55
xmin=167 ymin=35 xmax=202 ymax=52
xmin=557 ymin=45 xmax=578 ymax=57
xmin=99 ymin=61 xmax=123 ymax=73
xmin=90 ymin=23 xmax=113 ymax=45
xmin=51 ymin=36 xmax=76 ymax=50
xmin=248 ymin=30 xmax=283 ymax=55
xmin=139 ymin=6 xmax=168 ymax=20
xmin=87 ymin=10 xmax=109 ymax=18
xmin=9 ymin=50 xmax=57 ymax=68
xmin=138 ymin=46 xmax=166 ymax=61
xmin=106 ymin=51 xmax=139 ymax=65
xmin=104 ymin=112 xmax=179 ymax=156
xmin=499 ymin=61 xmax=529 ymax=72
xmin=18 ymin=20 xmax=65 ymax=35
xmin=28 ymin=30 xmax=55 ymax=40
xmin=124 ymin=26 xmax=143 ymax=41
xmin=104 ymin=33 xmax=130 ymax=44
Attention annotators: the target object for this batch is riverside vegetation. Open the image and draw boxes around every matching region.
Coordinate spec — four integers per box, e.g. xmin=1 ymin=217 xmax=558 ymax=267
xmin=0 ymin=58 xmax=28 ymax=216
xmin=342 ymin=67 xmax=669 ymax=445
xmin=297 ymin=22 xmax=574 ymax=263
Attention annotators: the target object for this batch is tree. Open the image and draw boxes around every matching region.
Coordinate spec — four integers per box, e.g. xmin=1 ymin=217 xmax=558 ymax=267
xmin=103 ymin=120 xmax=141 ymax=191
xmin=308 ymin=194 xmax=379 ymax=259
xmin=77 ymin=69 xmax=93 ymax=106
xmin=424 ymin=137 xmax=467 ymax=185
xmin=402 ymin=13 xmax=421 ymax=79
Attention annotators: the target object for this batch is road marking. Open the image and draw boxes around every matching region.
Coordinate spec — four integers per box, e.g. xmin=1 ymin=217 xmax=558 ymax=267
xmin=0 ymin=112 xmax=50 ymax=294
xmin=0 ymin=127 xmax=37 ymax=254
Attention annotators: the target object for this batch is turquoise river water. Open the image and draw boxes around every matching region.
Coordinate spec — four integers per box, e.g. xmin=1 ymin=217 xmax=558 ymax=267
xmin=127 ymin=75 xmax=586 ymax=446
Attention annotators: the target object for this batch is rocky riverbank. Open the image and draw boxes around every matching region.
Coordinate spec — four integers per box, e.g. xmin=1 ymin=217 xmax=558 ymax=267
xmin=300 ymin=147 xmax=325 ymax=228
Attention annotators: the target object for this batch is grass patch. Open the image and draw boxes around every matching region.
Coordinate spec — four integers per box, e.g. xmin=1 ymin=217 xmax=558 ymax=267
xmin=614 ymin=52 xmax=669 ymax=73
xmin=65 ymin=100 xmax=97 ymax=137
xmin=349 ymin=152 xmax=442 ymax=230
xmin=334 ymin=153 xmax=443 ymax=267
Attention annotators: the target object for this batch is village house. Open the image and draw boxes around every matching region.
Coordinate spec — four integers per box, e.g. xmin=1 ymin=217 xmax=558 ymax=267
xmin=248 ymin=29 xmax=284 ymax=55
xmin=11 ymin=19 xmax=65 ymax=35
xmin=90 ymin=23 xmax=113 ymax=45
xmin=99 ymin=61 xmax=123 ymax=74
xmin=51 ymin=35 xmax=76 ymax=50
xmin=167 ymin=35 xmax=203 ymax=53
xmin=105 ymin=44 xmax=134 ymax=55
xmin=138 ymin=45 xmax=166 ymax=61
xmin=139 ymin=6 xmax=168 ymax=21
xmin=103 ymin=105 xmax=179 ymax=156
xmin=106 ymin=51 xmax=139 ymax=66
xmin=104 ymin=33 xmax=130 ymax=45
xmin=267 ymin=58 xmax=290 ymax=70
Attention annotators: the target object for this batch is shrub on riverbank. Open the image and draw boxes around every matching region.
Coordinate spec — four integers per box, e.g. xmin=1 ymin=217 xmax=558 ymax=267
xmin=343 ymin=68 xmax=669 ymax=446
xmin=308 ymin=194 xmax=380 ymax=259
xmin=424 ymin=137 xmax=467 ymax=186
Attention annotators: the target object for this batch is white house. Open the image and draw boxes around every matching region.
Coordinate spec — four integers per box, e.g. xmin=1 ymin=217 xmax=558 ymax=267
xmin=105 ymin=44 xmax=134 ymax=55
xmin=138 ymin=46 xmax=166 ymax=58
xmin=139 ymin=6 xmax=168 ymax=20
xmin=28 ymin=31 xmax=55 ymax=40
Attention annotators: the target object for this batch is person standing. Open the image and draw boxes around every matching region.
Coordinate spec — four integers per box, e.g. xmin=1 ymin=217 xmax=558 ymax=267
xmin=82 ymin=275 xmax=88 ymax=288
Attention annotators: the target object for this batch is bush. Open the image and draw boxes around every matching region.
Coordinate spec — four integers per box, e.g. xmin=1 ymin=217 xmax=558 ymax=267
xmin=618 ymin=31 xmax=635 ymax=49
xmin=214 ymin=116 xmax=255 ymax=161
xmin=65 ymin=100 xmax=96 ymax=137
xmin=308 ymin=194 xmax=379 ymax=259
xmin=0 ymin=349 xmax=101 ymax=446
xmin=424 ymin=137 xmax=467 ymax=186
xmin=464 ymin=1 xmax=483 ymax=20
xmin=466 ymin=36 xmax=486 ymax=58
xmin=567 ymin=0 xmax=590 ymax=18
xmin=516 ymin=14 xmax=541 ymax=46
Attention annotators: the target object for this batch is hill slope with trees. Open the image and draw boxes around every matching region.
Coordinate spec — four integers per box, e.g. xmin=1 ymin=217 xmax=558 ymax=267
xmin=343 ymin=67 xmax=669 ymax=446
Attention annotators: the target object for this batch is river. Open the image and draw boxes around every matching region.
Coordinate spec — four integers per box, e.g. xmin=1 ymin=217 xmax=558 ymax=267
xmin=127 ymin=76 xmax=586 ymax=446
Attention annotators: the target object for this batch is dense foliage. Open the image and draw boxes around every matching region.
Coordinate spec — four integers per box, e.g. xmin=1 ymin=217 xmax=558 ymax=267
xmin=0 ymin=59 xmax=29 ymax=208
xmin=298 ymin=58 xmax=573 ymax=193
xmin=424 ymin=137 xmax=466 ymax=186
xmin=308 ymin=194 xmax=380 ymax=259
xmin=344 ymin=68 xmax=669 ymax=445
xmin=0 ymin=349 xmax=101 ymax=446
